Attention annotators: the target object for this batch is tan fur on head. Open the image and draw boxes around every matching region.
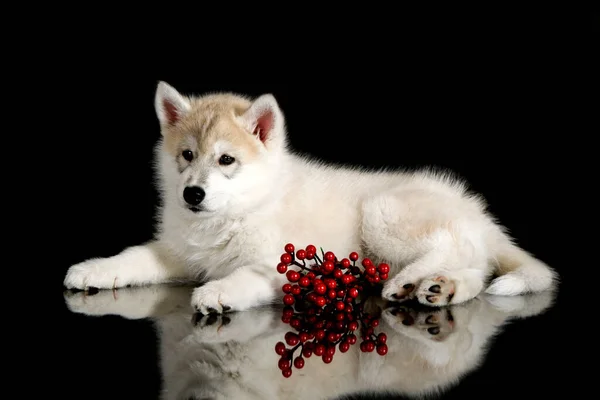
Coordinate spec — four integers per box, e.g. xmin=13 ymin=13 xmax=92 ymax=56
xmin=161 ymin=94 xmax=261 ymax=162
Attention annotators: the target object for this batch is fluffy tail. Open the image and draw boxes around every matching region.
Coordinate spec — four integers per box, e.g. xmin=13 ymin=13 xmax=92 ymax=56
xmin=485 ymin=241 xmax=558 ymax=296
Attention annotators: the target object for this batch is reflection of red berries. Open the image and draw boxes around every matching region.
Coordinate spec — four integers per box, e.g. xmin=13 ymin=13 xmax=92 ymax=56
xmin=376 ymin=344 xmax=388 ymax=355
xmin=275 ymin=342 xmax=286 ymax=355
xmin=294 ymin=357 xmax=305 ymax=369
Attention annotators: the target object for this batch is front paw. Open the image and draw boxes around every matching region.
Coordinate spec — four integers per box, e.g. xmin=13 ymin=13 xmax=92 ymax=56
xmin=63 ymin=260 xmax=119 ymax=290
xmin=191 ymin=281 xmax=233 ymax=315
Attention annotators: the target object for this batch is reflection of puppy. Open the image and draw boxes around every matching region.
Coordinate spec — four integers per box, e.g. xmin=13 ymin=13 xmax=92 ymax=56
xmin=65 ymin=287 xmax=555 ymax=399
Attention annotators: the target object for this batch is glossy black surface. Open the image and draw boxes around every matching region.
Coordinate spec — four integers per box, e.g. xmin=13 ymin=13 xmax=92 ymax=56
xmin=60 ymin=283 xmax=564 ymax=399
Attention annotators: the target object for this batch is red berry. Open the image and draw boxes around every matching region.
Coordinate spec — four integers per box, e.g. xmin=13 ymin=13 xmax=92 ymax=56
xmin=377 ymin=333 xmax=387 ymax=344
xmin=348 ymin=287 xmax=359 ymax=298
xmin=286 ymin=270 xmax=300 ymax=282
xmin=339 ymin=342 xmax=350 ymax=353
xmin=336 ymin=289 xmax=346 ymax=298
xmin=365 ymin=265 xmax=376 ymax=275
xmin=362 ymin=258 xmax=373 ymax=267
xmin=298 ymin=276 xmax=310 ymax=287
xmin=333 ymin=268 xmax=344 ymax=279
xmin=282 ymin=283 xmax=292 ymax=293
xmin=302 ymin=347 xmax=313 ymax=358
xmin=325 ymin=278 xmax=337 ymax=289
xmin=285 ymin=243 xmax=295 ymax=253
xmin=282 ymin=368 xmax=292 ymax=378
xmin=326 ymin=346 xmax=336 ymax=357
xmin=276 ymin=263 xmax=288 ymax=274
xmin=294 ymin=356 xmax=305 ymax=369
xmin=322 ymin=261 xmax=335 ymax=273
xmin=324 ymin=251 xmax=335 ymax=262
xmin=348 ymin=321 xmax=359 ymax=331
xmin=314 ymin=344 xmax=326 ymax=356
xmin=314 ymin=283 xmax=327 ymax=295
xmin=327 ymin=289 xmax=337 ymax=299
xmin=365 ymin=340 xmax=376 ymax=352
xmin=349 ymin=252 xmax=359 ymax=261
xmin=371 ymin=319 xmax=379 ymax=327
xmin=306 ymin=271 xmax=316 ymax=280
xmin=377 ymin=263 xmax=390 ymax=274
xmin=341 ymin=275 xmax=353 ymax=285
xmin=283 ymin=307 xmax=294 ymax=318
xmin=306 ymin=245 xmax=317 ymax=254
xmin=275 ymin=341 xmax=286 ymax=355
xmin=285 ymin=333 xmax=299 ymax=346
xmin=306 ymin=293 xmax=317 ymax=302
xmin=299 ymin=332 xmax=309 ymax=342
xmin=283 ymin=294 xmax=295 ymax=305
xmin=376 ymin=344 xmax=388 ymax=356
xmin=306 ymin=251 xmax=315 ymax=260
xmin=278 ymin=357 xmax=291 ymax=370
xmin=296 ymin=249 xmax=306 ymax=260
xmin=379 ymin=273 xmax=389 ymax=280
xmin=372 ymin=276 xmax=380 ymax=283
xmin=315 ymin=297 xmax=326 ymax=307
xmin=341 ymin=258 xmax=351 ymax=268
xmin=291 ymin=285 xmax=302 ymax=295
xmin=335 ymin=301 xmax=345 ymax=311
xmin=281 ymin=253 xmax=292 ymax=264
xmin=290 ymin=318 xmax=302 ymax=329
xmin=347 ymin=334 xmax=357 ymax=344
xmin=322 ymin=354 xmax=333 ymax=364
xmin=315 ymin=329 xmax=326 ymax=341
xmin=328 ymin=332 xmax=337 ymax=342
xmin=360 ymin=341 xmax=368 ymax=352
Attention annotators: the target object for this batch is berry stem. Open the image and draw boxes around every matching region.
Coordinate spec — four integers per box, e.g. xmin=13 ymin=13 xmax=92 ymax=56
xmin=292 ymin=260 xmax=319 ymax=273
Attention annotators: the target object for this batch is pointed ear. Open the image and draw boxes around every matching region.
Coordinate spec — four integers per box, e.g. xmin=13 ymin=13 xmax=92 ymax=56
xmin=154 ymin=81 xmax=191 ymax=129
xmin=240 ymin=94 xmax=285 ymax=147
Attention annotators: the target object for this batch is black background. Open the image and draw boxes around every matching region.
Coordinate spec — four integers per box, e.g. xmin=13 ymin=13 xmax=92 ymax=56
xmin=46 ymin=9 xmax=597 ymax=399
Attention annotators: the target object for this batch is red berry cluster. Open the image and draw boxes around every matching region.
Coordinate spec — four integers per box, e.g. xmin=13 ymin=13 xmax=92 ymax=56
xmin=274 ymin=243 xmax=390 ymax=378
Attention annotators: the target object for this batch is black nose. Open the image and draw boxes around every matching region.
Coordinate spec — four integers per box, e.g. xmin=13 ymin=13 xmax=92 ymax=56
xmin=183 ymin=186 xmax=205 ymax=206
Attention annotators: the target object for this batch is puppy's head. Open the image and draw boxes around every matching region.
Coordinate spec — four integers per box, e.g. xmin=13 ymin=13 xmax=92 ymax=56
xmin=154 ymin=82 xmax=287 ymax=216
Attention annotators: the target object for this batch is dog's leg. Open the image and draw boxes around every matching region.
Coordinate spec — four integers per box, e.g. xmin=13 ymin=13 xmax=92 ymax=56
xmin=361 ymin=188 xmax=491 ymax=307
xmin=63 ymin=241 xmax=187 ymax=290
xmin=190 ymin=265 xmax=281 ymax=314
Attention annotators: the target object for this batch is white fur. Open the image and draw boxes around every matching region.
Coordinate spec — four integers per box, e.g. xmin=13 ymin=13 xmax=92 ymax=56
xmin=63 ymin=82 xmax=558 ymax=313
xmin=64 ymin=286 xmax=556 ymax=399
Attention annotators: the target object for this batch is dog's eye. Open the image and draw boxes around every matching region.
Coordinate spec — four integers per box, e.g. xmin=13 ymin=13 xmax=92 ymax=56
xmin=182 ymin=150 xmax=194 ymax=162
xmin=218 ymin=154 xmax=235 ymax=166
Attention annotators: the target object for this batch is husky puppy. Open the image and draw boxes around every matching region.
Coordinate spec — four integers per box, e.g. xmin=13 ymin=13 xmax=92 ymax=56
xmin=64 ymin=286 xmax=556 ymax=399
xmin=63 ymin=82 xmax=557 ymax=313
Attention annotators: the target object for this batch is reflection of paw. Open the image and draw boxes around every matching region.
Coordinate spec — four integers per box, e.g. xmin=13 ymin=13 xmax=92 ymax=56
xmin=383 ymin=304 xmax=455 ymax=341
xmin=190 ymin=308 xmax=276 ymax=343
xmin=191 ymin=282 xmax=233 ymax=315
xmin=64 ymin=285 xmax=193 ymax=319
xmin=63 ymin=260 xmax=119 ymax=290
xmin=416 ymin=276 xmax=455 ymax=306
